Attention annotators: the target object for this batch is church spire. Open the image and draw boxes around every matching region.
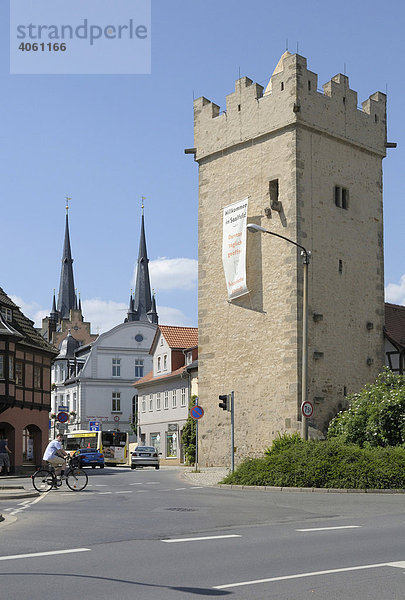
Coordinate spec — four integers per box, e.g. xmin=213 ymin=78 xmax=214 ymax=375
xmin=127 ymin=201 xmax=157 ymax=324
xmin=57 ymin=198 xmax=76 ymax=320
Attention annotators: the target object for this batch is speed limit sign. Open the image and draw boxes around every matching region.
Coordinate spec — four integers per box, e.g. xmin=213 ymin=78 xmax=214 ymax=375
xmin=301 ymin=401 xmax=314 ymax=418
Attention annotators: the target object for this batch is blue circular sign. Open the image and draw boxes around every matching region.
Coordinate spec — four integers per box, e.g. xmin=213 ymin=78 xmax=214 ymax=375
xmin=57 ymin=411 xmax=69 ymax=423
xmin=190 ymin=405 xmax=204 ymax=420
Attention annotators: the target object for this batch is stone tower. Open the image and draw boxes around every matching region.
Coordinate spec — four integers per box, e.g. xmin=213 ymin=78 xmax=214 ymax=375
xmin=194 ymin=52 xmax=388 ymax=466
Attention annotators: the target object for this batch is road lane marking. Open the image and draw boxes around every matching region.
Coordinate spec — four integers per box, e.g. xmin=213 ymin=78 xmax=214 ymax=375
xmin=162 ymin=535 xmax=242 ymax=543
xmin=94 ymin=484 xmax=108 ymax=487
xmin=190 ymin=486 xmax=204 ymax=489
xmin=213 ymin=560 xmax=405 ymax=590
xmin=0 ymin=548 xmax=91 ymax=561
xmin=129 ymin=483 xmax=144 ymax=485
xmin=146 ymin=482 xmax=160 ymax=484
xmin=297 ymin=526 xmax=361 ymax=532
xmin=174 ymin=488 xmax=186 ymax=490
xmin=115 ymin=491 xmax=133 ymax=494
xmin=98 ymin=492 xmax=112 ymax=495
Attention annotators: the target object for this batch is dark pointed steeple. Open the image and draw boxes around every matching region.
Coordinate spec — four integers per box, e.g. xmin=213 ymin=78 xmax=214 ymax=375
xmin=147 ymin=290 xmax=158 ymax=324
xmin=49 ymin=289 xmax=59 ymax=321
xmin=57 ymin=199 xmax=76 ymax=320
xmin=126 ymin=203 xmax=158 ymax=324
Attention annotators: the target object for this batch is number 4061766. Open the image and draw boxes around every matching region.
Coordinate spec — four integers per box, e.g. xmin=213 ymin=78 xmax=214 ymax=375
xmin=19 ymin=42 xmax=67 ymax=51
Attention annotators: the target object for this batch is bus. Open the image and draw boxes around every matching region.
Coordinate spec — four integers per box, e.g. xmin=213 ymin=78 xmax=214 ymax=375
xmin=65 ymin=430 xmax=129 ymax=466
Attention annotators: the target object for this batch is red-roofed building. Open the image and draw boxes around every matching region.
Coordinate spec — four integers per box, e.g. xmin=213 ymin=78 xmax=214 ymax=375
xmin=135 ymin=325 xmax=198 ymax=464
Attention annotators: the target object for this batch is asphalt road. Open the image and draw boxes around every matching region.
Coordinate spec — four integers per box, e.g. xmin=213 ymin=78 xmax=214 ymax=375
xmin=1 ymin=467 xmax=405 ymax=599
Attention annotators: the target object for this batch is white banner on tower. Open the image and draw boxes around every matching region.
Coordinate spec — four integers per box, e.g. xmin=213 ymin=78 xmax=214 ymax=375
xmin=222 ymin=198 xmax=249 ymax=300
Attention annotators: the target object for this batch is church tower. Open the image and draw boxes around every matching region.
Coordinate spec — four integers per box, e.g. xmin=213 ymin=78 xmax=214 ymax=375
xmin=41 ymin=200 xmax=97 ymax=347
xmin=126 ymin=207 xmax=158 ymax=325
xmin=194 ymin=52 xmax=390 ymax=465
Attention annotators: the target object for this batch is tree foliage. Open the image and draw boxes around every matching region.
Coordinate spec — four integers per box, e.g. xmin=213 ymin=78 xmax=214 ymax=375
xmin=327 ymin=369 xmax=405 ymax=447
xmin=181 ymin=395 xmax=197 ymax=465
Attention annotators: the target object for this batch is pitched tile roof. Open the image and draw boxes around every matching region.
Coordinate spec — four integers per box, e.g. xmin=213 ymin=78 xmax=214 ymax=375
xmin=158 ymin=325 xmax=198 ymax=349
xmin=0 ymin=287 xmax=58 ymax=354
xmin=134 ymin=365 xmax=187 ymax=387
xmin=385 ymin=302 xmax=405 ymax=348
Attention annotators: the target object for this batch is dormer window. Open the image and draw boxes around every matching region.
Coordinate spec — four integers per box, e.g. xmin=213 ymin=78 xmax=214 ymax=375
xmin=186 ymin=352 xmax=192 ymax=365
xmin=1 ymin=307 xmax=12 ymax=322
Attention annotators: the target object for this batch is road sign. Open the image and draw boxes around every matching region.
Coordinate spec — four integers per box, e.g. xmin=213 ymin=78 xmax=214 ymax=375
xmin=57 ymin=411 xmax=69 ymax=423
xmin=58 ymin=406 xmax=69 ymax=412
xmin=113 ymin=415 xmax=120 ymax=422
xmin=89 ymin=421 xmax=100 ymax=431
xmin=301 ymin=401 xmax=314 ymax=418
xmin=190 ymin=405 xmax=204 ymax=420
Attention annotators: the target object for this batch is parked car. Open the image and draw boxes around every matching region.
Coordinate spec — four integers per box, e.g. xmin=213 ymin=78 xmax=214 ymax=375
xmin=131 ymin=446 xmax=160 ymax=469
xmin=74 ymin=448 xmax=105 ymax=469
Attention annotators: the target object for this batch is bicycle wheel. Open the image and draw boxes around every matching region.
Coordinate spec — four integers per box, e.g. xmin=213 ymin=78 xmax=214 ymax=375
xmin=66 ymin=468 xmax=88 ymax=491
xmin=32 ymin=469 xmax=54 ymax=493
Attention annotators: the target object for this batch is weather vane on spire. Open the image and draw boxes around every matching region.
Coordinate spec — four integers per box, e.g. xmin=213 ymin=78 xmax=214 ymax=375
xmin=141 ymin=196 xmax=146 ymax=215
xmin=65 ymin=196 xmax=71 ymax=213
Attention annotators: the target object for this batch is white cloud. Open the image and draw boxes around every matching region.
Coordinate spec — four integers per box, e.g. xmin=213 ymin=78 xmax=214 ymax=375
xmin=133 ymin=257 xmax=198 ymax=291
xmin=9 ymin=295 xmax=194 ymax=337
xmin=9 ymin=295 xmax=48 ymax=328
xmin=82 ymin=299 xmax=127 ymax=334
xmin=385 ymin=275 xmax=405 ymax=306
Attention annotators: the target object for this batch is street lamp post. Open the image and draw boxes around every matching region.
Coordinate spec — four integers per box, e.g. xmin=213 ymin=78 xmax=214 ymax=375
xmin=246 ymin=223 xmax=311 ymax=440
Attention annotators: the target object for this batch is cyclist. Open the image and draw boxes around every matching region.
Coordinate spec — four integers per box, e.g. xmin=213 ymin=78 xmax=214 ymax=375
xmin=43 ymin=434 xmax=69 ymax=481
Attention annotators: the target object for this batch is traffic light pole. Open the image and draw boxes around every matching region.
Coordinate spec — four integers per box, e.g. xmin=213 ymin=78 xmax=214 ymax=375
xmin=230 ymin=391 xmax=234 ymax=473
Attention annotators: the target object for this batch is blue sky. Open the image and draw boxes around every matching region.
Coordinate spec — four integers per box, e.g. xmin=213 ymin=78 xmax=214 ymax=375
xmin=1 ymin=0 xmax=404 ymax=333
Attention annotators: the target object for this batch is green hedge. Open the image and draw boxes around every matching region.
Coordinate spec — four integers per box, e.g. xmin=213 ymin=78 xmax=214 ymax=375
xmin=221 ymin=438 xmax=405 ymax=489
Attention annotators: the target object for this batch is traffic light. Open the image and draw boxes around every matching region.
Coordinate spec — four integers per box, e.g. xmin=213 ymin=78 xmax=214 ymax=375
xmin=218 ymin=394 xmax=229 ymax=411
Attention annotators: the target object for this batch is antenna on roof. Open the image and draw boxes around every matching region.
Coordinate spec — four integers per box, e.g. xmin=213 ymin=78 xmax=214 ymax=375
xmin=296 ymin=41 xmax=299 ymax=54
xmin=286 ymin=38 xmax=288 ymax=51
xmin=344 ymin=63 xmax=346 ymax=75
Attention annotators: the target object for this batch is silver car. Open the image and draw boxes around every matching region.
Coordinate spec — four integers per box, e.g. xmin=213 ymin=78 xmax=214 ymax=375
xmin=131 ymin=446 xmax=160 ymax=469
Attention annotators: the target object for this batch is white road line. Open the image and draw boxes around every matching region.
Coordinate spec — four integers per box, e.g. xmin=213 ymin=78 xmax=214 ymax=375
xmin=146 ymin=482 xmax=160 ymax=485
xmin=18 ymin=500 xmax=31 ymax=505
xmin=213 ymin=560 xmax=405 ymax=590
xmin=136 ymin=490 xmax=147 ymax=493
xmin=297 ymin=526 xmax=362 ymax=532
xmin=190 ymin=486 xmax=204 ymax=489
xmin=162 ymin=535 xmax=242 ymax=544
xmin=129 ymin=483 xmax=144 ymax=486
xmin=98 ymin=492 xmax=112 ymax=495
xmin=174 ymin=487 xmax=186 ymax=490
xmin=94 ymin=484 xmax=108 ymax=487
xmin=0 ymin=548 xmax=91 ymax=562
xmin=115 ymin=491 xmax=133 ymax=494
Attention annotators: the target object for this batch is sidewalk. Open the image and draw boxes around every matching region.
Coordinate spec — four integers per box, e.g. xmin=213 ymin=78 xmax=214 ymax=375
xmin=182 ymin=466 xmax=229 ymax=486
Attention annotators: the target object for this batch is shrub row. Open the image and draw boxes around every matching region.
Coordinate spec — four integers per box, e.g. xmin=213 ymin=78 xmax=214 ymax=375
xmin=221 ymin=438 xmax=405 ymax=489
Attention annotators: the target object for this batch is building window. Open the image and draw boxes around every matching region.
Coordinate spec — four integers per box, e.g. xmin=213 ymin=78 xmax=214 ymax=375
xmin=172 ymin=390 xmax=177 ymax=409
xmin=156 ymin=392 xmax=161 ymax=410
xmin=1 ymin=307 xmax=12 ymax=322
xmin=164 ymin=391 xmax=169 ymax=410
xmin=150 ymin=433 xmax=161 ymax=453
xmin=112 ymin=358 xmax=121 ymax=377
xmin=34 ymin=365 xmax=42 ymax=388
xmin=186 ymin=352 xmax=192 ymax=366
xmin=15 ymin=361 xmax=24 ymax=386
xmin=141 ymin=396 xmax=146 ymax=413
xmin=181 ymin=388 xmax=186 ymax=407
xmin=0 ymin=355 xmax=4 ymax=379
xmin=157 ymin=356 xmax=161 ymax=372
xmin=135 ymin=359 xmax=144 ymax=378
xmin=163 ymin=355 xmax=167 ymax=370
xmin=166 ymin=431 xmax=178 ymax=458
xmin=334 ymin=186 xmax=349 ymax=210
xmin=160 ymin=337 xmax=164 ymax=346
xmin=9 ymin=356 xmax=14 ymax=380
xmin=112 ymin=392 xmax=121 ymax=412
xmin=73 ymin=392 xmax=77 ymax=412
xmin=149 ymin=394 xmax=153 ymax=411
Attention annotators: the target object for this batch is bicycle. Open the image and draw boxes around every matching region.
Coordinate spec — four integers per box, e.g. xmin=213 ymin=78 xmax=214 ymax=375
xmin=32 ymin=455 xmax=88 ymax=492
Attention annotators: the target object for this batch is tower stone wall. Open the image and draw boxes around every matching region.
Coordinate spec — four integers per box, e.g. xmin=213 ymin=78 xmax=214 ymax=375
xmin=194 ymin=53 xmax=387 ymax=466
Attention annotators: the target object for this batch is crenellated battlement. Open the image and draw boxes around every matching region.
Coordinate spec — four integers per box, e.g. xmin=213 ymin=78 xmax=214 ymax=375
xmin=194 ymin=52 xmax=387 ymax=161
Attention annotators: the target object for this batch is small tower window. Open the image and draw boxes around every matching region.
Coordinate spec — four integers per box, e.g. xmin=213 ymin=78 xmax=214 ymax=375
xmin=280 ymin=82 xmax=284 ymax=91
xmin=339 ymin=259 xmax=343 ymax=274
xmin=308 ymin=80 xmax=311 ymax=91
xmin=334 ymin=186 xmax=349 ymax=210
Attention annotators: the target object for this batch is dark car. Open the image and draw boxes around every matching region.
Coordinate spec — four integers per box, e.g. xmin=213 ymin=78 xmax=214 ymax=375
xmin=131 ymin=446 xmax=160 ymax=469
xmin=74 ymin=448 xmax=105 ymax=469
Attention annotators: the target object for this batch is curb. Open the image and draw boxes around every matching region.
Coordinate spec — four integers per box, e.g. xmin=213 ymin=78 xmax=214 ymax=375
xmin=0 ymin=485 xmax=39 ymax=500
xmin=215 ymin=484 xmax=405 ymax=494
